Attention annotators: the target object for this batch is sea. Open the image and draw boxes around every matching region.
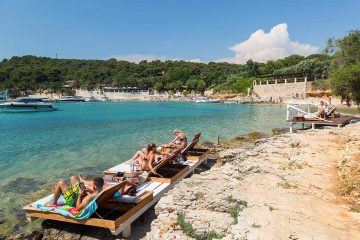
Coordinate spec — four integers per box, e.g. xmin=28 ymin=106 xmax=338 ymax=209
xmin=0 ymin=101 xmax=287 ymax=236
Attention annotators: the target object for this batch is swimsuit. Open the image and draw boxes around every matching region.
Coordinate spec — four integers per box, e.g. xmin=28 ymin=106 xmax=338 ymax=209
xmin=63 ymin=184 xmax=80 ymax=207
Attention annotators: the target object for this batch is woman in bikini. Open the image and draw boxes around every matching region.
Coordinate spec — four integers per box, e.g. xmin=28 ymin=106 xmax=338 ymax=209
xmin=132 ymin=143 xmax=158 ymax=174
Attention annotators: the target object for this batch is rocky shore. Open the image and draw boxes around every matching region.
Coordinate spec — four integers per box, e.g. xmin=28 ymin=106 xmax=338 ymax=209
xmin=145 ymin=123 xmax=360 ymax=240
xmin=5 ymin=123 xmax=360 ymax=240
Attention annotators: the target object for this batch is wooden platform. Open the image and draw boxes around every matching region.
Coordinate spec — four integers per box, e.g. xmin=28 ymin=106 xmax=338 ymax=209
xmin=24 ymin=148 xmax=209 ymax=237
xmin=24 ymin=191 xmax=153 ymax=232
xmin=287 ymin=116 xmax=356 ymax=132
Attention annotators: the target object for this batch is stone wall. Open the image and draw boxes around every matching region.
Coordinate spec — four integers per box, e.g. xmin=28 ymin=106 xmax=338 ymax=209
xmin=253 ymin=82 xmax=308 ymax=99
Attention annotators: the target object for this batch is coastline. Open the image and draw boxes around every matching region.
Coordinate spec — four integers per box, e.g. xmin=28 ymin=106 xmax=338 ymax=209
xmin=8 ymin=123 xmax=360 ymax=239
xmin=144 ymin=123 xmax=360 ymax=239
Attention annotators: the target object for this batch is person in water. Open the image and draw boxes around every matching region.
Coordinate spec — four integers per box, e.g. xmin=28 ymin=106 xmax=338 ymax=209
xmin=132 ymin=143 xmax=158 ymax=174
xmin=45 ymin=176 xmax=104 ymax=211
xmin=169 ymin=129 xmax=187 ymax=149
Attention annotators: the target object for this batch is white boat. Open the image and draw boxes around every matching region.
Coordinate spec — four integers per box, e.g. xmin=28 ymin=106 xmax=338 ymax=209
xmin=194 ymin=96 xmax=209 ymax=103
xmin=0 ymin=97 xmax=57 ymax=112
xmin=0 ymin=90 xmax=8 ymax=102
xmin=208 ymin=98 xmax=221 ymax=103
xmin=223 ymin=100 xmax=239 ymax=104
xmin=56 ymin=96 xmax=86 ymax=102
xmin=195 ymin=96 xmax=221 ymax=103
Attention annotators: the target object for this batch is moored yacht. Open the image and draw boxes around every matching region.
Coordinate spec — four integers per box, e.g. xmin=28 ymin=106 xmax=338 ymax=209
xmin=0 ymin=97 xmax=57 ymax=112
xmin=56 ymin=96 xmax=86 ymax=102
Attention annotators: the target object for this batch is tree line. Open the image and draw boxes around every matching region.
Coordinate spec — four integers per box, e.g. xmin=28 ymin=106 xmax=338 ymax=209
xmin=0 ymin=30 xmax=358 ymax=108
xmin=0 ymin=54 xmax=330 ymax=96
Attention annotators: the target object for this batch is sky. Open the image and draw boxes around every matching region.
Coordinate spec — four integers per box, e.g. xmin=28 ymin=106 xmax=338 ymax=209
xmin=0 ymin=0 xmax=359 ymax=63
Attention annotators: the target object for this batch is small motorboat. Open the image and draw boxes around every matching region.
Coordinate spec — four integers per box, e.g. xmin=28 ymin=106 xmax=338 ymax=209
xmin=0 ymin=90 xmax=9 ymax=102
xmin=223 ymin=100 xmax=239 ymax=104
xmin=194 ymin=96 xmax=209 ymax=103
xmin=208 ymin=98 xmax=221 ymax=103
xmin=56 ymin=96 xmax=86 ymax=102
xmin=0 ymin=97 xmax=57 ymax=112
xmin=195 ymin=96 xmax=221 ymax=103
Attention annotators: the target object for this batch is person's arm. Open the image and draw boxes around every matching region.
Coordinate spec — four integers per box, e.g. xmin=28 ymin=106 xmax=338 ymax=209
xmin=75 ymin=193 xmax=95 ymax=211
xmin=170 ymin=136 xmax=178 ymax=144
xmin=148 ymin=154 xmax=157 ymax=174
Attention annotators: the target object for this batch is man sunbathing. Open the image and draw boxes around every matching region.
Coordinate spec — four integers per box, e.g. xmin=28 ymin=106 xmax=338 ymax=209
xmin=45 ymin=176 xmax=104 ymax=211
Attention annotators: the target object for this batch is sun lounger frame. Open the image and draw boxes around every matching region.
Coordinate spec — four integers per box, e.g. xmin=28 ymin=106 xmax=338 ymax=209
xmin=24 ymin=131 xmax=209 ymax=237
xmin=24 ymin=190 xmax=153 ymax=232
xmin=24 ymin=152 xmax=208 ymax=237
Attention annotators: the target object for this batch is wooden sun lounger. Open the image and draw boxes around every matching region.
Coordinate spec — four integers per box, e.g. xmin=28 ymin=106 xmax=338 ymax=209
xmin=26 ymin=152 xmax=209 ymax=238
xmin=326 ymin=107 xmax=337 ymax=118
xmin=24 ymin=131 xmax=210 ymax=237
xmin=24 ymin=181 xmax=154 ymax=237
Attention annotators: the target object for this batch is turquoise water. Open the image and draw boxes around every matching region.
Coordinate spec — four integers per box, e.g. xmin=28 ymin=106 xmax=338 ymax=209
xmin=0 ymin=101 xmax=286 ymax=235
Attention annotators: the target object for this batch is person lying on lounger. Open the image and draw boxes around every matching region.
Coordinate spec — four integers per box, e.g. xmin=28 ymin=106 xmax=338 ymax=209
xmin=168 ymin=129 xmax=187 ymax=149
xmin=132 ymin=143 xmax=158 ymax=174
xmin=130 ymin=144 xmax=150 ymax=162
xmin=45 ymin=176 xmax=104 ymax=211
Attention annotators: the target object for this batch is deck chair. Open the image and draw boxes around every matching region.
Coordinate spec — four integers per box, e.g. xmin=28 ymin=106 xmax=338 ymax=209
xmin=181 ymin=139 xmax=199 ymax=155
xmin=293 ymin=109 xmax=325 ymax=121
xmin=29 ymin=182 xmax=125 ymax=220
xmin=180 ymin=132 xmax=201 ymax=155
xmin=152 ymin=149 xmax=181 ymax=173
xmin=325 ymin=107 xmax=337 ymax=118
xmin=191 ymin=132 xmax=201 ymax=142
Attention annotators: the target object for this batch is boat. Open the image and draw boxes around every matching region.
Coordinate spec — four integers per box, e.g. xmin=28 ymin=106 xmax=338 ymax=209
xmin=0 ymin=97 xmax=57 ymax=112
xmin=0 ymin=90 xmax=8 ymax=102
xmin=223 ymin=100 xmax=239 ymax=104
xmin=194 ymin=96 xmax=209 ymax=103
xmin=56 ymin=96 xmax=86 ymax=102
xmin=85 ymin=96 xmax=99 ymax=102
xmin=208 ymin=98 xmax=221 ymax=103
xmin=195 ymin=96 xmax=221 ymax=103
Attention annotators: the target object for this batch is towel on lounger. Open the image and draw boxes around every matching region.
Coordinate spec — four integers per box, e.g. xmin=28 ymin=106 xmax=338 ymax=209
xmin=33 ymin=194 xmax=99 ymax=219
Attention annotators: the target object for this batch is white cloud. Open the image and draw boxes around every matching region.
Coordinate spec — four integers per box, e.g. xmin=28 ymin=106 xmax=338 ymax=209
xmin=218 ymin=23 xmax=319 ymax=64
xmin=187 ymin=58 xmax=202 ymax=63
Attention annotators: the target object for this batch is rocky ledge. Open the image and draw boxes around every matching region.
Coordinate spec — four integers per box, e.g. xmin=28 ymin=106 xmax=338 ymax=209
xmin=145 ymin=123 xmax=360 ymax=240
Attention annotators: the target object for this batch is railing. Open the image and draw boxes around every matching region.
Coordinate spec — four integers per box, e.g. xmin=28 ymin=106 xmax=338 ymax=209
xmin=253 ymin=77 xmax=308 ymax=86
xmin=286 ymin=103 xmax=331 ymax=122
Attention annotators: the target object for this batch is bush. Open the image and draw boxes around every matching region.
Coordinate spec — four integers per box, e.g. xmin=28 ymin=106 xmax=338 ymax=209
xmin=177 ymin=212 xmax=225 ymax=240
xmin=311 ymin=79 xmax=331 ymax=91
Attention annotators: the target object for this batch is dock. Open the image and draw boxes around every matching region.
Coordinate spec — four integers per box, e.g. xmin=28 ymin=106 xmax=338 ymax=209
xmin=286 ymin=104 xmax=357 ymax=133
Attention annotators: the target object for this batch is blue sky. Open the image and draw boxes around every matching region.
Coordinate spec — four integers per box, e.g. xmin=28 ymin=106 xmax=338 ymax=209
xmin=0 ymin=0 xmax=359 ymax=63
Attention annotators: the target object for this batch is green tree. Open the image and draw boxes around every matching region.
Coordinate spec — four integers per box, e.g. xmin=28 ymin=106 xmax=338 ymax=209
xmin=330 ymin=65 xmax=360 ymax=108
xmin=329 ymin=30 xmax=360 ymax=109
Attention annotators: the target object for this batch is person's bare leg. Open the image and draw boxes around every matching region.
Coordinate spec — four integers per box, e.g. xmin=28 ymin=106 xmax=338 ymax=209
xmin=133 ymin=157 xmax=148 ymax=170
xmin=45 ymin=180 xmax=68 ymax=207
xmin=70 ymin=176 xmax=80 ymax=186
xmin=131 ymin=150 xmax=146 ymax=161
